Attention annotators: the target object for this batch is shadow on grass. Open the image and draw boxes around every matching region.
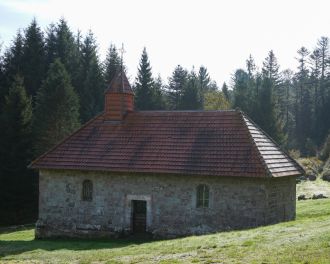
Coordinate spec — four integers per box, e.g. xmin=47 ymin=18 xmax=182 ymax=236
xmin=0 ymin=224 xmax=35 ymax=235
xmin=0 ymin=234 xmax=154 ymax=258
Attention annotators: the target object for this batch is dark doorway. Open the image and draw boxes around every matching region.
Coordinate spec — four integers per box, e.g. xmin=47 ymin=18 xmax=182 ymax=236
xmin=132 ymin=200 xmax=147 ymax=233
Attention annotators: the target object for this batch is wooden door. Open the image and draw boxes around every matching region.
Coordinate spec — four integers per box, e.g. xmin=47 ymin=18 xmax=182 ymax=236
xmin=132 ymin=200 xmax=147 ymax=233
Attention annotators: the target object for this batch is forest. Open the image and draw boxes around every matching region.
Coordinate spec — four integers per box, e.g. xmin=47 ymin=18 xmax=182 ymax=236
xmin=0 ymin=18 xmax=330 ymax=225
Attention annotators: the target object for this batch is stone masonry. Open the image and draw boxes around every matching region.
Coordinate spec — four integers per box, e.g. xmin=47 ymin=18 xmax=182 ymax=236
xmin=36 ymin=169 xmax=296 ymax=239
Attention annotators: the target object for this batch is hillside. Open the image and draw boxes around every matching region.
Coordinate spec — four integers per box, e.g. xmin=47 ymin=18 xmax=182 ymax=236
xmin=1 ymin=199 xmax=330 ymax=263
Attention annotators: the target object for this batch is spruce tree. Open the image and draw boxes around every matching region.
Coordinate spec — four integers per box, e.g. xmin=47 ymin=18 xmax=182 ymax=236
xmin=181 ymin=70 xmax=201 ymax=110
xmin=221 ymin=82 xmax=230 ymax=102
xmin=167 ymin=65 xmax=188 ymax=110
xmin=104 ymin=44 xmax=121 ymax=84
xmin=45 ymin=23 xmax=57 ymax=69
xmin=257 ymin=77 xmax=284 ymax=144
xmin=33 ymin=59 xmax=80 ymax=156
xmin=152 ymin=75 xmax=166 ymax=110
xmin=294 ymin=47 xmax=313 ymax=154
xmin=0 ymin=45 xmax=5 ymax=107
xmin=310 ymin=48 xmax=321 ymax=143
xmin=262 ymin=51 xmax=282 ymax=112
xmin=134 ymin=47 xmax=155 ymax=110
xmin=198 ymin=66 xmax=211 ymax=91
xmin=245 ymin=55 xmax=260 ymax=117
xmin=198 ymin=66 xmax=211 ymax=108
xmin=54 ymin=18 xmax=79 ymax=70
xmin=22 ymin=18 xmax=46 ymax=101
xmin=246 ymin=55 xmax=256 ymax=78
xmin=45 ymin=18 xmax=81 ymax=91
xmin=79 ymin=31 xmax=104 ymax=122
xmin=232 ymin=69 xmax=250 ymax=113
xmin=262 ymin=50 xmax=281 ymax=84
xmin=315 ymin=37 xmax=330 ymax=144
xmin=1 ymin=30 xmax=24 ymax=104
xmin=0 ymin=75 xmax=35 ymax=223
xmin=281 ymin=69 xmax=295 ymax=144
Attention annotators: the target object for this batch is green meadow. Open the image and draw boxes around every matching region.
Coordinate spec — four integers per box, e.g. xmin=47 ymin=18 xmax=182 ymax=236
xmin=1 ymin=199 xmax=330 ymax=263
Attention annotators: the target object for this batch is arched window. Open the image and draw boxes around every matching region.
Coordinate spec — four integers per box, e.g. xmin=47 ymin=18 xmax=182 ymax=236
xmin=82 ymin=180 xmax=93 ymax=201
xmin=196 ymin=184 xmax=209 ymax=208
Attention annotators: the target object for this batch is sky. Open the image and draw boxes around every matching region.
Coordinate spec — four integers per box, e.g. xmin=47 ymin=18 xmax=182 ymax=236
xmin=1 ymin=0 xmax=330 ymax=87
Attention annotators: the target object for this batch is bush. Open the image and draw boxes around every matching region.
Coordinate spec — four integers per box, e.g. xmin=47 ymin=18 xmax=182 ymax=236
xmin=298 ymin=157 xmax=323 ymax=176
xmin=312 ymin=193 xmax=328 ymax=199
xmin=322 ymin=169 xmax=330 ymax=182
xmin=307 ymin=173 xmax=317 ymax=181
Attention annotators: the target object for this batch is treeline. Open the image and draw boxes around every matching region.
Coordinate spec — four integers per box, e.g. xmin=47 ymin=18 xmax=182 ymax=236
xmin=231 ymin=41 xmax=330 ymax=157
xmin=0 ymin=18 xmax=227 ymax=225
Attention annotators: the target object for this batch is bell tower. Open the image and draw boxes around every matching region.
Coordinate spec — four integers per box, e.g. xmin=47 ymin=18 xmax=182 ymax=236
xmin=104 ymin=44 xmax=134 ymax=120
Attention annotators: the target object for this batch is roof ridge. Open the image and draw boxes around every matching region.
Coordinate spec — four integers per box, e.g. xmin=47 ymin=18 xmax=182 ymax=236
xmin=29 ymin=113 xmax=104 ymax=169
xmin=134 ymin=110 xmax=237 ymax=113
xmin=240 ymin=111 xmax=305 ymax=176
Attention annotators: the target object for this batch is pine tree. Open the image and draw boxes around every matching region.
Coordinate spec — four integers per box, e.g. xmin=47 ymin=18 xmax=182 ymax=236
xmin=310 ymin=48 xmax=321 ymax=143
xmin=232 ymin=69 xmax=250 ymax=112
xmin=78 ymin=31 xmax=104 ymax=122
xmin=33 ymin=59 xmax=80 ymax=156
xmin=221 ymin=82 xmax=230 ymax=102
xmin=180 ymin=70 xmax=201 ymax=110
xmin=246 ymin=54 xmax=256 ymax=78
xmin=0 ymin=75 xmax=35 ymax=223
xmin=257 ymin=76 xmax=284 ymax=144
xmin=134 ymin=47 xmax=155 ymax=110
xmin=22 ymin=18 xmax=46 ymax=101
xmin=54 ymin=18 xmax=79 ymax=70
xmin=104 ymin=44 xmax=121 ymax=84
xmin=198 ymin=66 xmax=211 ymax=90
xmin=0 ymin=44 xmax=5 ymax=107
xmin=262 ymin=50 xmax=281 ymax=84
xmin=45 ymin=23 xmax=57 ymax=69
xmin=152 ymin=75 xmax=166 ymax=110
xmin=262 ymin=50 xmax=282 ymax=112
xmin=0 ymin=74 xmax=32 ymax=174
xmin=315 ymin=37 xmax=330 ymax=144
xmin=167 ymin=65 xmax=188 ymax=110
xmin=260 ymin=51 xmax=285 ymax=142
xmin=294 ymin=47 xmax=314 ymax=154
xmin=281 ymin=69 xmax=295 ymax=144
xmin=1 ymin=30 xmax=24 ymax=104
xmin=245 ymin=55 xmax=260 ymax=117
xmin=197 ymin=66 xmax=211 ymax=108
xmin=45 ymin=18 xmax=81 ymax=91
xmin=317 ymin=37 xmax=329 ymax=88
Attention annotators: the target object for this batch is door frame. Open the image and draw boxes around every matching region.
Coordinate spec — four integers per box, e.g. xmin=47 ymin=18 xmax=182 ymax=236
xmin=125 ymin=194 xmax=152 ymax=232
xmin=131 ymin=200 xmax=147 ymax=233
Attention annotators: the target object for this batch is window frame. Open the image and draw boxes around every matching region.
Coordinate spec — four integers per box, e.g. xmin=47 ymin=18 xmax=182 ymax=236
xmin=82 ymin=179 xmax=93 ymax=201
xmin=196 ymin=184 xmax=210 ymax=208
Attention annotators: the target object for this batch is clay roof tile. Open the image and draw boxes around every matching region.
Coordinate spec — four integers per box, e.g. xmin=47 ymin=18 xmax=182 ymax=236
xmin=30 ymin=110 xmax=304 ymax=178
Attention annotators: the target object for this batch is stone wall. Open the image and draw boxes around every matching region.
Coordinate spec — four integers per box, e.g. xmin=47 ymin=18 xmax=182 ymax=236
xmin=36 ymin=169 xmax=296 ymax=238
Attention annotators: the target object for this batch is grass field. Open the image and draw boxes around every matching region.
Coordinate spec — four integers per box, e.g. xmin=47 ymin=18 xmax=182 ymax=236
xmin=1 ymin=199 xmax=330 ymax=263
xmin=297 ymin=178 xmax=330 ymax=198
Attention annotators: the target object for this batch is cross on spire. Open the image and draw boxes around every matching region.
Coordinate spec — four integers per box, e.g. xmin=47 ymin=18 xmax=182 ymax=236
xmin=119 ymin=43 xmax=125 ymax=70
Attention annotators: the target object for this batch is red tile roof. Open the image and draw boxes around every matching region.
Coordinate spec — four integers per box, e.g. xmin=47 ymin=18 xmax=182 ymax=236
xmin=30 ymin=110 xmax=304 ymax=178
